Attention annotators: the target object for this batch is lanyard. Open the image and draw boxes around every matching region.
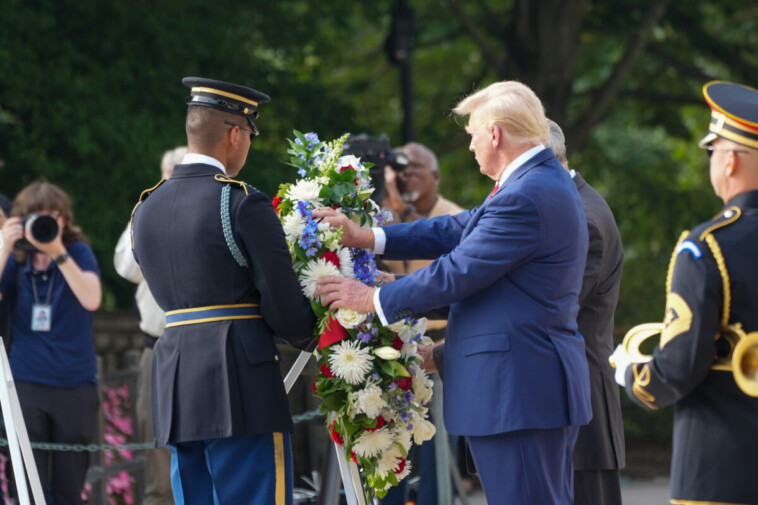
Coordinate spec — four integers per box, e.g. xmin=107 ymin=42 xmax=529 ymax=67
xmin=31 ymin=270 xmax=56 ymax=305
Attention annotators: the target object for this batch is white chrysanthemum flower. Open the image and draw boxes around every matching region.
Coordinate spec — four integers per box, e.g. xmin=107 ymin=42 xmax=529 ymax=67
xmin=395 ymin=458 xmax=412 ymax=481
xmin=354 ymin=383 xmax=388 ymax=419
xmin=317 ymin=221 xmax=332 ymax=232
xmin=412 ymin=417 xmax=436 ymax=444
xmin=300 ymin=259 xmax=340 ymax=299
xmin=328 ymin=339 xmax=374 ymax=385
xmin=337 ymin=247 xmax=354 ymax=278
xmin=395 ymin=426 xmax=412 ymax=452
xmin=287 ymin=179 xmax=323 ymax=203
xmin=282 ymin=213 xmax=306 ymax=243
xmin=352 ymin=426 xmax=394 ymax=458
xmin=374 ymin=445 xmax=403 ymax=478
xmin=335 ymin=308 xmax=366 ymax=330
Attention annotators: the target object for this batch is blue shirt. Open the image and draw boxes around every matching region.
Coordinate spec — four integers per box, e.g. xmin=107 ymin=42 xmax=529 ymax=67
xmin=0 ymin=241 xmax=99 ymax=387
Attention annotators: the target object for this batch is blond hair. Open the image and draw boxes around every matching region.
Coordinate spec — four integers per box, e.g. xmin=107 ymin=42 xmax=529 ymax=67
xmin=453 ymin=81 xmax=549 ymax=147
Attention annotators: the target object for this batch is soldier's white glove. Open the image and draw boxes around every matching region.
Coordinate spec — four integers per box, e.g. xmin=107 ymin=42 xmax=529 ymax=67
xmin=610 ymin=344 xmax=631 ymax=387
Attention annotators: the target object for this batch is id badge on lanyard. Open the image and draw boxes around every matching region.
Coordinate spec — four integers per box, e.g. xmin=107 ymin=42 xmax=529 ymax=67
xmin=31 ymin=271 xmax=55 ymax=332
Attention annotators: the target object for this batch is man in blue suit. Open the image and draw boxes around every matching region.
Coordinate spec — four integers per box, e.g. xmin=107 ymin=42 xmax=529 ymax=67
xmin=315 ymin=81 xmax=591 ymax=504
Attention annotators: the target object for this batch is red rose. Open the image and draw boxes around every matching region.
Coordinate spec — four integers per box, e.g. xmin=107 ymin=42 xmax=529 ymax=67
xmin=390 ymin=336 xmax=404 ymax=350
xmin=320 ymin=363 xmax=336 ymax=378
xmin=394 ymin=457 xmax=406 ymax=474
xmin=339 ymin=165 xmax=355 ymax=174
xmin=321 ymin=251 xmax=341 ymax=268
xmin=330 ymin=420 xmax=344 ymax=445
xmin=394 ymin=377 xmax=412 ymax=391
xmin=350 ymin=451 xmax=358 ymax=463
xmin=272 ymin=195 xmax=282 ymax=213
xmin=312 ymin=379 xmax=317 ymax=393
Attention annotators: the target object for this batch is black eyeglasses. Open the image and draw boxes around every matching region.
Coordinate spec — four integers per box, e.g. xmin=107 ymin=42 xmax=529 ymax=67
xmin=704 ymin=146 xmax=750 ymax=159
xmin=224 ymin=120 xmax=259 ymax=142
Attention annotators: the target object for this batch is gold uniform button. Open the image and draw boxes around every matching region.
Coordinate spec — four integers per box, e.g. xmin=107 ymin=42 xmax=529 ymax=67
xmin=275 ymin=355 xmax=280 ymax=362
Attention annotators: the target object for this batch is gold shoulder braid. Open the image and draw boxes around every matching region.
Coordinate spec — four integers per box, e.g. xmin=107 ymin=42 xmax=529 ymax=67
xmin=129 ymin=179 xmax=167 ymax=249
xmin=214 ymin=174 xmax=249 ymax=195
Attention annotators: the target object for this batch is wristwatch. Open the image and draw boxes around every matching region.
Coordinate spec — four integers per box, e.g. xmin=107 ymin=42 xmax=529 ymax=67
xmin=399 ymin=203 xmax=416 ymax=221
xmin=54 ymin=252 xmax=70 ymax=265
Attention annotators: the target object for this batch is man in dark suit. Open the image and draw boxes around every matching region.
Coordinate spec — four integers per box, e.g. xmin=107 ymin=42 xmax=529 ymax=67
xmin=315 ymin=81 xmax=591 ymax=504
xmin=131 ymin=77 xmax=316 ymax=505
xmin=547 ymin=120 xmax=625 ymax=505
xmin=613 ymin=81 xmax=758 ymax=505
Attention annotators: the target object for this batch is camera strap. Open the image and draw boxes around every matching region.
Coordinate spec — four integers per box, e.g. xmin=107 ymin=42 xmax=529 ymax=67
xmin=30 ymin=270 xmax=55 ymax=332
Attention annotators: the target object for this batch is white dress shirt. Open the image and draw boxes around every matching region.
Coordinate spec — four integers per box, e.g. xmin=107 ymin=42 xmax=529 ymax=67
xmin=181 ymin=153 xmax=226 ymax=174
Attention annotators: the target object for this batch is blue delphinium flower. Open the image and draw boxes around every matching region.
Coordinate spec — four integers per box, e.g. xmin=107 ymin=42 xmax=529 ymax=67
xmin=352 ymin=248 xmax=377 ymax=285
xmin=297 ymin=201 xmax=321 ymax=256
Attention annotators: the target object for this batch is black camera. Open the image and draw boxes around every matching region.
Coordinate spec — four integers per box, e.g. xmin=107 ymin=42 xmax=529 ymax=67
xmin=15 ymin=213 xmax=59 ymax=252
xmin=342 ymin=134 xmax=408 ymax=203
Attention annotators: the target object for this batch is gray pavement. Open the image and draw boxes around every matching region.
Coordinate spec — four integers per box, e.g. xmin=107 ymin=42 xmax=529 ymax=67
xmin=456 ymin=476 xmax=671 ymax=504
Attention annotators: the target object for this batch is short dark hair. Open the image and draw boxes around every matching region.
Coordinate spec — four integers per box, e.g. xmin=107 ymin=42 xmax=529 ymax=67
xmin=186 ymin=106 xmax=235 ymax=151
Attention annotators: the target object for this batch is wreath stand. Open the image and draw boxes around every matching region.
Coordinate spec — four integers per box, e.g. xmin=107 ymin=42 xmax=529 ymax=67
xmin=285 ymin=350 xmax=370 ymax=505
xmin=0 ymin=338 xmax=47 ymax=505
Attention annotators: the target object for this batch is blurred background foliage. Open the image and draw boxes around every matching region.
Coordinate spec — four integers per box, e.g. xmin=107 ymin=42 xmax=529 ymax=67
xmin=2 ymin=0 xmax=757 ymax=446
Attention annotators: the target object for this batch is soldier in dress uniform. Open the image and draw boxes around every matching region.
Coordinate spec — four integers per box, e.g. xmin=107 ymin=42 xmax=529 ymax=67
xmin=612 ymin=81 xmax=758 ymax=505
xmin=131 ymin=77 xmax=316 ymax=505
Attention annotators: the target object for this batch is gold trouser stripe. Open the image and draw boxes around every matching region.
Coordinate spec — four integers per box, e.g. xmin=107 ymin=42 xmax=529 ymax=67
xmin=274 ymin=432 xmax=285 ymax=505
xmin=671 ymin=499 xmax=754 ymax=505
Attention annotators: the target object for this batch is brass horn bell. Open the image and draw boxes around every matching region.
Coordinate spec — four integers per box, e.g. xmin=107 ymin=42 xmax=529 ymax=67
xmin=613 ymin=322 xmax=758 ymax=397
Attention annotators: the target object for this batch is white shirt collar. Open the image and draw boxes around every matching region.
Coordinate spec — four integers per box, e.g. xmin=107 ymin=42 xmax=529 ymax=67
xmin=569 ymin=169 xmax=576 ymax=179
xmin=181 ymin=153 xmax=226 ymax=174
xmin=497 ymin=144 xmax=545 ymax=187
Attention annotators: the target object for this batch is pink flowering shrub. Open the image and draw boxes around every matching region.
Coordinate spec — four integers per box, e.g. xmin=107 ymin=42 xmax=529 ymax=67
xmin=81 ymin=382 xmax=136 ymax=505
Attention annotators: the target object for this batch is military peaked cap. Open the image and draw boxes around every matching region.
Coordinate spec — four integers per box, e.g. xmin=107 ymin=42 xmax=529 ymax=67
xmin=700 ymin=80 xmax=758 ymax=149
xmin=182 ymin=77 xmax=270 ymax=122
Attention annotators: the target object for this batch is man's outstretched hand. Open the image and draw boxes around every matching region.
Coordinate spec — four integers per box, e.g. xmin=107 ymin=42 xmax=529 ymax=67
xmin=312 ymin=208 xmax=375 ymax=249
xmin=315 ymin=276 xmax=376 ymax=313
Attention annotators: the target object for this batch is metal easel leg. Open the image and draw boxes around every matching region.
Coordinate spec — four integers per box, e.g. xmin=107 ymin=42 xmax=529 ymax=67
xmin=0 ymin=338 xmax=47 ymax=505
xmin=333 ymin=441 xmax=369 ymax=505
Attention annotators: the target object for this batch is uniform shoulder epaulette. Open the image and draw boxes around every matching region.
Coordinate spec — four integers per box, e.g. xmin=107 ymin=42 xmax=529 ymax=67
xmin=674 ymin=206 xmax=743 ymax=262
xmin=137 ymin=178 xmax=167 ymax=203
xmin=697 ymin=205 xmax=742 ymax=241
xmin=213 ymin=174 xmax=255 ymax=195
xmin=131 ymin=178 xmax=166 ymax=219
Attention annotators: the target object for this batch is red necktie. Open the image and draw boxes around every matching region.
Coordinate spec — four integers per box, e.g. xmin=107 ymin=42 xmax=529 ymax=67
xmin=489 ymin=181 xmax=500 ymax=199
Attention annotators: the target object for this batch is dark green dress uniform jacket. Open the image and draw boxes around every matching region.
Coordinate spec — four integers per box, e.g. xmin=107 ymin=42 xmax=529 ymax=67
xmin=624 ymin=190 xmax=758 ymax=505
xmin=131 ymin=163 xmax=316 ymax=447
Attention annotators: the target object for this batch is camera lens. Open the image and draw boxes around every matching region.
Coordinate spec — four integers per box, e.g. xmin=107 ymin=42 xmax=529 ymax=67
xmin=25 ymin=214 xmax=59 ymax=243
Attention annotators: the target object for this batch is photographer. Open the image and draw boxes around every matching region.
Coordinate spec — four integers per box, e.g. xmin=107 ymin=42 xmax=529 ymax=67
xmin=380 ymin=142 xmax=465 ymax=505
xmin=0 ymin=181 xmax=101 ymax=505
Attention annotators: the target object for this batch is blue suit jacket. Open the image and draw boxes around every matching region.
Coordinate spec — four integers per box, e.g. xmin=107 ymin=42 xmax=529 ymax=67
xmin=379 ymin=148 xmax=592 ymax=436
